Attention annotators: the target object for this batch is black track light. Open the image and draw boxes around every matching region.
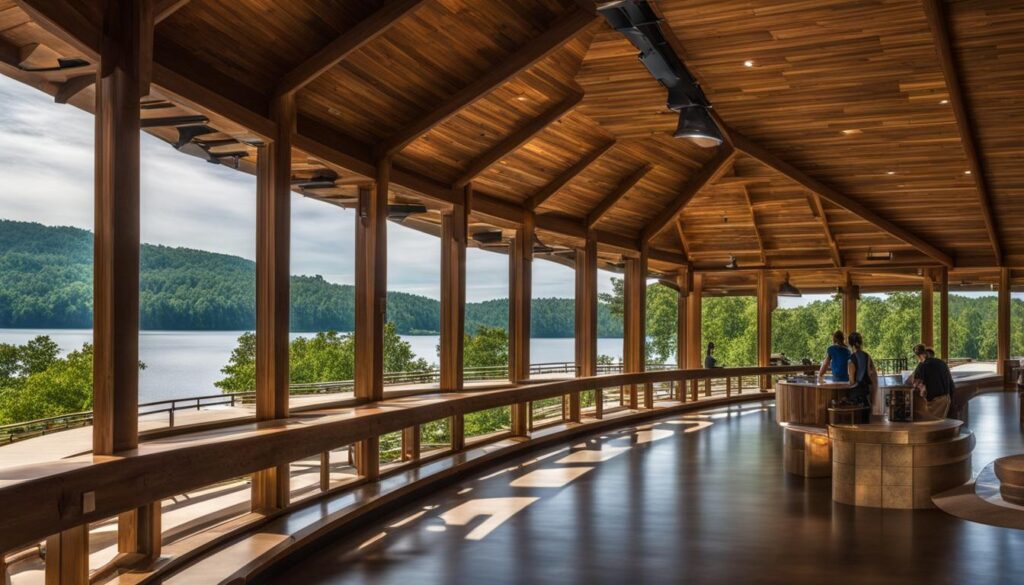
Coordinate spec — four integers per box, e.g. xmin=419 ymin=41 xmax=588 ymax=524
xmin=674 ymin=106 xmax=724 ymax=148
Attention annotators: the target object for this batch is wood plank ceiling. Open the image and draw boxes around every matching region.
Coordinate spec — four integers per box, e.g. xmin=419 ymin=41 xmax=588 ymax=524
xmin=0 ymin=0 xmax=1021 ymax=286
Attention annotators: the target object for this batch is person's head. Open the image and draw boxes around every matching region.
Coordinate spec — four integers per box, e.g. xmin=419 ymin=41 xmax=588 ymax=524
xmin=706 ymin=342 xmax=715 ymax=356
xmin=848 ymin=331 xmax=864 ymax=350
xmin=912 ymin=343 xmax=928 ymax=362
xmin=926 ymin=347 xmax=936 ymax=359
xmin=832 ymin=330 xmax=845 ymax=346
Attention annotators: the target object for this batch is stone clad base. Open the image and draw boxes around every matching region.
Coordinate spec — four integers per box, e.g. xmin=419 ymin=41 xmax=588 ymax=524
xmin=783 ymin=425 xmax=831 ymax=478
xmin=830 ymin=419 xmax=973 ymax=509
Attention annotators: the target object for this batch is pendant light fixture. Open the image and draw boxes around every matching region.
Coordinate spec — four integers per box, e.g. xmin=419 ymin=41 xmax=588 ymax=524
xmin=778 ymin=273 xmax=802 ymax=297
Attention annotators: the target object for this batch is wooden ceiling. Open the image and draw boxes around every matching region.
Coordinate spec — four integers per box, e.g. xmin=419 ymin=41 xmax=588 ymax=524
xmin=0 ymin=0 xmax=1022 ymax=289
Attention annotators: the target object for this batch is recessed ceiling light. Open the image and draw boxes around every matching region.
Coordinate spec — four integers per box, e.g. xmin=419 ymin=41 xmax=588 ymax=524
xmin=940 ymin=99 xmax=949 ymax=104
xmin=743 ymin=60 xmax=755 ymax=67
xmin=841 ymin=129 xmax=862 ymax=135
xmin=964 ymin=170 xmax=972 ymax=175
xmin=515 ymin=95 xmax=529 ymax=102
xmin=886 ymin=171 xmax=896 ymax=175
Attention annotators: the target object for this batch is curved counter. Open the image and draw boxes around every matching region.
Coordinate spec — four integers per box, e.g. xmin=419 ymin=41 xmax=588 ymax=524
xmin=775 ymin=374 xmax=906 ymax=425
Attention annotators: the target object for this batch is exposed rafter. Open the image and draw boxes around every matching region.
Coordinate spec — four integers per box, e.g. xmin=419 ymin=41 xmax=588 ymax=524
xmin=921 ymin=0 xmax=1002 ymax=266
xmin=674 ymin=219 xmax=690 ymax=262
xmin=376 ymin=9 xmax=596 ymax=158
xmin=641 ymin=145 xmax=736 ymax=243
xmin=807 ymin=193 xmax=842 ymax=268
xmin=275 ymin=0 xmax=429 ymax=98
xmin=527 ymin=140 xmax=614 ymax=210
xmin=54 ymin=73 xmax=93 ymax=103
xmin=729 ymin=129 xmax=954 ymax=267
xmin=154 ymin=0 xmax=190 ymax=23
xmin=453 ymin=90 xmax=582 ymax=189
xmin=586 ymin=164 xmax=653 ymax=229
xmin=740 ymin=185 xmax=767 ymax=266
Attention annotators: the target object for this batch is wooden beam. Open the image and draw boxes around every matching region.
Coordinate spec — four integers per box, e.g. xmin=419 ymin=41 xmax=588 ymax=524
xmin=355 ymin=161 xmax=390 ymax=402
xmin=587 ymin=164 xmax=653 ymax=229
xmin=939 ymin=267 xmax=949 ymax=361
xmin=808 ymin=193 xmax=842 ymax=267
xmin=453 ymin=91 xmax=582 ymax=189
xmin=998 ymin=267 xmax=1010 ymax=376
xmin=676 ymin=268 xmax=692 ymax=370
xmin=527 ymin=140 xmax=614 ymax=210
xmin=623 ymin=247 xmax=648 ymax=409
xmin=92 ymin=0 xmax=152 ymax=457
xmin=674 ymin=219 xmax=691 ymax=262
xmin=509 ymin=213 xmax=534 ymax=435
xmin=921 ymin=0 xmax=1002 ymax=266
xmin=154 ymin=0 xmax=189 ymax=23
xmin=842 ymin=273 xmax=858 ymax=335
xmin=641 ymin=146 xmax=736 ymax=242
xmin=275 ymin=0 xmax=428 ymax=98
xmin=440 ymin=186 xmax=468 ymax=393
xmin=730 ymin=129 xmax=954 ymax=267
xmin=921 ymin=271 xmax=934 ymax=347
xmin=377 ymin=9 xmax=596 ymax=157
xmin=741 ymin=186 xmax=767 ymax=266
xmin=572 ymin=231 xmax=598 ymax=421
xmin=757 ymin=272 xmax=774 ymax=390
xmin=54 ymin=74 xmax=94 ymax=104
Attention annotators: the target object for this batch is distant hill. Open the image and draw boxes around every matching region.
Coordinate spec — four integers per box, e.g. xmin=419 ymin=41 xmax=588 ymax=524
xmin=0 ymin=219 xmax=623 ymax=337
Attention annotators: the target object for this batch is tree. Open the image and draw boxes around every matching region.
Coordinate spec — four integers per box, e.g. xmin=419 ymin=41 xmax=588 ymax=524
xmin=462 ymin=326 xmax=508 ymax=369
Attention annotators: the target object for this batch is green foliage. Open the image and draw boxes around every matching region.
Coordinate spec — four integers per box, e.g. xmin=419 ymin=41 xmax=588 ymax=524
xmin=215 ymin=324 xmax=431 ymax=393
xmin=0 ymin=219 xmax=621 ymax=337
xmin=462 ymin=326 xmax=509 ymax=369
xmin=464 ymin=406 xmax=511 ymax=438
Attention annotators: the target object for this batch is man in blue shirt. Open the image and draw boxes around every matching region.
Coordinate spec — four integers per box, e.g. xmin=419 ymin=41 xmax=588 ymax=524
xmin=818 ymin=330 xmax=851 ymax=382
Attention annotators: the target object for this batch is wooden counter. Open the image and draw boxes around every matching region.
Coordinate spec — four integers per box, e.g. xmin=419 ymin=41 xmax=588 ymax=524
xmin=775 ymin=375 xmax=907 ymax=426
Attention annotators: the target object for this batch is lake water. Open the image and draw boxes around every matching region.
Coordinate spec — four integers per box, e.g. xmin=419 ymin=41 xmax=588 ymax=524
xmin=0 ymin=329 xmax=625 ymax=404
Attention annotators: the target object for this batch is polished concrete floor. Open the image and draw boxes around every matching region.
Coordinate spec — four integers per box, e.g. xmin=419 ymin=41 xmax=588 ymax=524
xmin=268 ymin=394 xmax=1024 ymax=585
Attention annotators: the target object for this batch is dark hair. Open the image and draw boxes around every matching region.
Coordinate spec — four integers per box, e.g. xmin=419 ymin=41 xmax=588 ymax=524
xmin=706 ymin=342 xmax=715 ymax=355
xmin=848 ymin=331 xmax=864 ymax=350
xmin=832 ymin=330 xmax=845 ymax=345
xmin=913 ymin=344 xmax=927 ymax=357
xmin=926 ymin=348 xmax=936 ymax=358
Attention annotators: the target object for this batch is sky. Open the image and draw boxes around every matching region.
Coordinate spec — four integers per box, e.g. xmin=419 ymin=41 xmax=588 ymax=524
xmin=0 ymin=74 xmax=617 ymax=302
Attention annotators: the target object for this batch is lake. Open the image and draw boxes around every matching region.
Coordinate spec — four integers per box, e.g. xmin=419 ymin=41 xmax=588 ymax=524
xmin=0 ymin=329 xmax=626 ymax=404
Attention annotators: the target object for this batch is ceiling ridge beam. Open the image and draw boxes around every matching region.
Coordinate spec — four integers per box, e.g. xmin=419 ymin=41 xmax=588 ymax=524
xmin=376 ymin=9 xmax=597 ymax=158
xmin=586 ymin=164 xmax=653 ymax=229
xmin=740 ymin=185 xmax=767 ymax=266
xmin=453 ymin=90 xmax=582 ymax=189
xmin=640 ymin=145 xmax=737 ymax=243
xmin=527 ymin=139 xmax=614 ymax=210
xmin=730 ymin=128 xmax=953 ymax=267
xmin=275 ymin=0 xmax=429 ymax=99
xmin=808 ymin=192 xmax=842 ymax=268
xmin=921 ymin=0 xmax=1002 ymax=267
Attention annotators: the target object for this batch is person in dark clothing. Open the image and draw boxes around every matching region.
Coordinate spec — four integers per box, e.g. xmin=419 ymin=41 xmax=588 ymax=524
xmin=704 ymin=342 xmax=722 ymax=369
xmin=846 ymin=331 xmax=879 ymax=413
xmin=910 ymin=343 xmax=953 ymax=419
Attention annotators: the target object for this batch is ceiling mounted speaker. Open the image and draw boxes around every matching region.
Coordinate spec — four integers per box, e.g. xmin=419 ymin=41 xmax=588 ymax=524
xmin=387 ymin=203 xmax=428 ymax=221
xmin=778 ymin=273 xmax=802 ymax=297
xmin=674 ymin=106 xmax=723 ymax=148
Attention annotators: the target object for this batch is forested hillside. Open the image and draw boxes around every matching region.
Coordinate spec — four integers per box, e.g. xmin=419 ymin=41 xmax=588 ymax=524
xmin=0 ymin=220 xmax=623 ymax=336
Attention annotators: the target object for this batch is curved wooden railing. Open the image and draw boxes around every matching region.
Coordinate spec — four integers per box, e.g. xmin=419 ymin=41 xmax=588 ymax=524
xmin=0 ymin=364 xmax=816 ymax=561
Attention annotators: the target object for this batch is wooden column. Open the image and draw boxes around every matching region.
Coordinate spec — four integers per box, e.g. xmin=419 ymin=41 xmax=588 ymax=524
xmin=116 ymin=501 xmax=161 ymax=564
xmin=440 ymin=185 xmax=468 ymax=449
xmin=572 ymin=231 xmax=598 ymax=421
xmin=44 ymin=525 xmax=89 ymax=585
xmin=757 ymin=272 xmax=775 ymax=391
xmin=93 ymin=0 xmax=154 ymax=458
xmin=842 ymin=277 xmax=858 ymax=335
xmin=251 ymin=94 xmax=295 ymax=513
xmin=624 ymin=248 xmax=648 ymax=409
xmin=509 ymin=214 xmax=533 ymax=435
xmin=940 ymin=267 xmax=949 ymax=361
xmin=998 ymin=267 xmax=1010 ymax=377
xmin=676 ymin=268 xmax=692 ymax=400
xmin=686 ymin=273 xmax=704 ymax=400
xmin=921 ymin=271 xmax=934 ymax=348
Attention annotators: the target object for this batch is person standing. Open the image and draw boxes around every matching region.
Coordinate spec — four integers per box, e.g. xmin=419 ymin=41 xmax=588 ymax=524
xmin=847 ymin=332 xmax=880 ymax=414
xmin=704 ymin=342 xmax=722 ymax=369
xmin=909 ymin=343 xmax=953 ymax=419
xmin=818 ymin=330 xmax=851 ymax=382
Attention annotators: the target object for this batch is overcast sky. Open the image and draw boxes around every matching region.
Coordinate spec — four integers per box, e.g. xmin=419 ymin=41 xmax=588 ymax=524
xmin=0 ymin=74 xmax=619 ymax=302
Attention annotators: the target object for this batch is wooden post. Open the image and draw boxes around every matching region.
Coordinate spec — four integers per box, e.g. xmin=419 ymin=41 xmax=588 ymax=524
xmin=320 ymin=452 xmax=330 ymax=492
xmin=116 ymin=501 xmax=161 ymax=564
xmin=440 ymin=186 xmax=468 ymax=447
xmin=401 ymin=426 xmax=420 ymax=462
xmin=93 ymin=0 xmax=154 ymax=458
xmin=998 ymin=267 xmax=1010 ymax=378
xmin=842 ymin=275 xmax=858 ymax=335
xmin=44 ymin=525 xmax=89 ymax=585
xmin=687 ymin=273 xmax=703 ymax=400
xmin=509 ymin=213 xmax=533 ymax=435
xmin=921 ymin=271 xmax=934 ymax=348
xmin=354 ymin=437 xmax=380 ymax=482
xmin=676 ymin=268 xmax=691 ymax=401
xmin=757 ymin=272 xmax=775 ymax=391
xmin=624 ymin=249 xmax=647 ymax=409
xmin=940 ymin=267 xmax=949 ymax=361
xmin=573 ymin=231 xmax=598 ymax=421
